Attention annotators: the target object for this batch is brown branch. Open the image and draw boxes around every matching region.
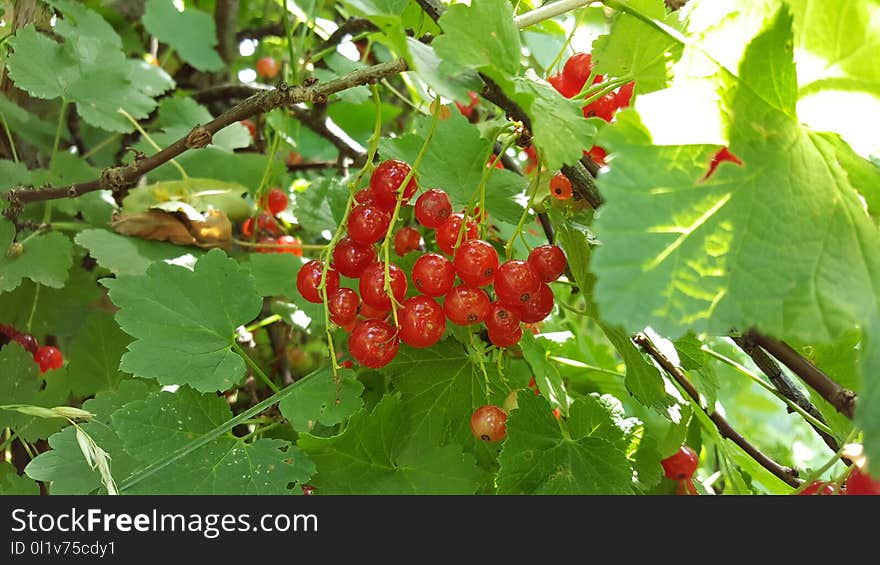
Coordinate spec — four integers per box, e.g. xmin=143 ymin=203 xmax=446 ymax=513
xmin=633 ymin=333 xmax=802 ymax=488
xmin=747 ymin=330 xmax=857 ymax=420
xmin=312 ymin=18 xmax=379 ymax=56
xmin=214 ymin=0 xmax=240 ymax=66
xmin=287 ymin=160 xmax=341 ymax=172
xmin=6 ymin=59 xmax=408 ymax=212
xmin=731 ymin=335 xmax=841 ymax=454
xmin=236 ymin=23 xmax=285 ymax=41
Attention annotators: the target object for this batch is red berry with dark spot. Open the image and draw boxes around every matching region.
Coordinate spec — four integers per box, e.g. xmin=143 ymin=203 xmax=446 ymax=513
xmin=415 ymin=189 xmax=452 ymax=229
xmin=347 ymin=204 xmax=391 ymax=245
xmin=494 ymin=260 xmax=541 ymax=307
xmin=528 ymin=245 xmax=566 ymax=283
xmin=34 ymin=346 xmax=63 ymax=373
xmin=549 ymin=173 xmax=572 ymax=200
xmin=257 ymin=212 xmax=282 ymax=237
xmin=331 ymin=236 xmax=376 ymax=278
xmin=661 ymin=445 xmax=699 ymax=480
xmin=453 ymin=239 xmax=499 ymax=288
xmin=398 ymin=295 xmax=446 ymax=348
xmin=369 ymin=159 xmax=418 ymax=212
xmin=348 ymin=319 xmax=399 ymax=368
xmin=359 ymin=262 xmax=407 ymax=311
xmin=486 ymin=302 xmax=521 ymax=335
xmin=412 ymin=252 xmax=456 ymax=297
xmin=296 ymin=260 xmax=340 ymax=304
xmin=443 ymin=285 xmax=490 ymax=326
xmin=394 ymin=226 xmax=422 ymax=257
xmin=516 ymin=283 xmax=554 ymax=323
xmin=435 ymin=213 xmax=478 ymax=255
xmin=328 ymin=288 xmax=360 ymax=326
xmin=470 ymin=405 xmax=507 ymax=442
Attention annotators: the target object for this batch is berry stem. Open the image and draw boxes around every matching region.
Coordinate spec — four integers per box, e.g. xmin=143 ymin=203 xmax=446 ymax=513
xmin=573 ymin=76 xmax=630 ymax=103
xmin=26 ymin=283 xmax=40 ymax=334
xmin=506 ymin=151 xmax=546 ymax=260
xmin=232 ymin=341 xmax=280 ymax=393
xmin=514 ymin=0 xmax=590 ymax=29
xmin=254 ymin=133 xmax=282 ymax=209
xmin=244 ymin=314 xmax=283 ymax=333
xmin=233 ymin=238 xmax=324 ymax=250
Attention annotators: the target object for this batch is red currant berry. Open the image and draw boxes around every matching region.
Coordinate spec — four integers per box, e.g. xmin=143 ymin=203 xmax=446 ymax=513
xmin=517 ymin=283 xmax=555 ymax=323
xmin=563 ymin=52 xmax=603 ymax=91
xmin=443 ymin=285 xmax=490 ymax=326
xmin=398 ymin=295 xmax=446 ymax=348
xmin=486 ymin=302 xmax=521 ymax=335
xmin=358 ymin=301 xmax=389 ymax=321
xmin=241 ymin=218 xmax=255 ymax=238
xmin=33 ymin=345 xmax=63 ymax=373
xmin=257 ymin=212 xmax=282 ymax=237
xmin=470 ymin=405 xmax=507 ymax=442
xmin=453 ymin=239 xmax=499 ymax=288
xmin=614 ymin=81 xmax=635 ymax=109
xmin=328 ymin=288 xmax=360 ymax=326
xmin=256 ymin=237 xmax=277 ymax=253
xmin=488 ymin=325 xmax=523 ymax=348
xmin=354 ymin=188 xmax=373 ymax=205
xmin=435 ymin=213 xmax=478 ymax=255
xmin=844 ymin=468 xmax=880 ymax=495
xmin=586 ymin=145 xmax=607 ymax=167
xmin=411 ymin=253 xmax=456 ymax=297
xmin=528 ymin=376 xmax=540 ymax=396
xmin=286 ymin=151 xmax=303 ymax=167
xmin=661 ymin=445 xmax=699 ymax=481
xmin=347 ymin=204 xmax=391 ymax=245
xmin=549 ymin=173 xmax=573 ymax=200
xmin=393 ymin=226 xmax=422 ymax=257
xmin=415 ymin=189 xmax=452 ymax=229
xmin=528 ymin=245 xmax=566 ymax=283
xmin=369 ymin=159 xmax=418 ymax=212
xmin=703 ymin=146 xmax=743 ymax=180
xmin=455 ymin=91 xmax=479 ymax=118
xmin=547 ymin=72 xmax=579 ymax=99
xmin=494 ymin=260 xmax=541 ymax=306
xmin=583 ymin=93 xmax=618 ymax=122
xmin=240 ymin=119 xmax=257 ymax=139
xmin=13 ymin=333 xmax=39 ymax=355
xmin=339 ymin=360 xmax=354 ymax=370
xmin=256 ymin=56 xmax=280 ymax=79
xmin=358 ymin=262 xmax=407 ymax=311
xmin=275 ymin=235 xmax=303 ymax=256
xmin=799 ymin=481 xmax=835 ymax=496
xmin=264 ymin=188 xmax=288 ymax=215
xmin=331 ymin=236 xmax=376 ymax=279
xmin=296 ymin=260 xmax=340 ymax=304
xmin=348 ymin=319 xmax=400 ymax=368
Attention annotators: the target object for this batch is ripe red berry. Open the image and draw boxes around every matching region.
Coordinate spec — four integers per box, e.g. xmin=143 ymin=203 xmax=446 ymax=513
xmin=470 ymin=405 xmax=507 ymax=442
xmin=331 ymin=236 xmax=376 ymax=279
xmin=528 ymin=245 xmax=566 ymax=283
xmin=488 ymin=325 xmax=523 ymax=348
xmin=703 ymin=146 xmax=743 ymax=180
xmin=348 ymin=319 xmax=400 ymax=368
xmin=256 ymin=56 xmax=280 ymax=79
xmin=528 ymin=377 xmax=540 ymax=396
xmin=296 ymin=260 xmax=340 ymax=304
xmin=412 ymin=252 xmax=456 ymax=297
xmin=453 ymin=239 xmax=499 ymax=288
xmin=494 ymin=260 xmax=541 ymax=307
xmin=354 ymin=188 xmax=373 ymax=205
xmin=274 ymin=235 xmax=303 ymax=256
xmin=586 ymin=145 xmax=608 ymax=167
xmin=517 ymin=283 xmax=555 ymax=323
xmin=844 ymin=468 xmax=880 ymax=495
xmin=264 ymin=188 xmax=288 ymax=215
xmin=549 ymin=173 xmax=573 ymax=200
xmin=369 ymin=159 xmax=418 ymax=212
xmin=799 ymin=481 xmax=835 ymax=496
xmin=339 ymin=360 xmax=354 ymax=370
xmin=661 ymin=445 xmax=699 ymax=480
xmin=358 ymin=262 xmax=407 ymax=311
xmin=241 ymin=217 xmax=255 ymax=238
xmin=328 ymin=288 xmax=360 ymax=326
xmin=444 ymin=285 xmax=490 ymax=326
xmin=455 ymin=91 xmax=479 ymax=118
xmin=415 ymin=189 xmax=452 ymax=229
xmin=583 ymin=92 xmax=618 ymax=122
xmin=347 ymin=204 xmax=391 ymax=245
xmin=256 ymin=236 xmax=277 ymax=253
xmin=34 ymin=345 xmax=63 ymax=373
xmin=398 ymin=295 xmax=446 ymax=348
xmin=486 ymin=302 xmax=521 ymax=335
xmin=358 ymin=301 xmax=389 ymax=321
xmin=13 ymin=333 xmax=39 ymax=355
xmin=435 ymin=213 xmax=478 ymax=255
xmin=547 ymin=72 xmax=579 ymax=99
xmin=562 ymin=52 xmax=603 ymax=91
xmin=393 ymin=226 xmax=422 ymax=257
xmin=257 ymin=212 xmax=282 ymax=237
xmin=615 ymin=81 xmax=635 ymax=108
xmin=285 ymin=151 xmax=303 ymax=167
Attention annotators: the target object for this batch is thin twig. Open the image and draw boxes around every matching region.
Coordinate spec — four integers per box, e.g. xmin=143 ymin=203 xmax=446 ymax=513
xmin=312 ymin=18 xmax=378 ymax=56
xmin=747 ymin=330 xmax=857 ymax=420
xmin=633 ymin=333 xmax=802 ymax=488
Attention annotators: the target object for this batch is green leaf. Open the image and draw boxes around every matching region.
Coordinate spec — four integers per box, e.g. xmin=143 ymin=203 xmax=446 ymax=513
xmin=0 ymin=220 xmax=73 ymax=293
xmin=503 ymin=73 xmax=597 ymax=170
xmin=279 ymin=368 xmax=364 ymax=433
xmin=519 ymin=332 xmax=569 ymax=416
xmin=674 ymin=332 xmax=706 ymax=370
xmin=24 ymin=380 xmax=156 ymax=494
xmin=497 ymin=392 xmax=635 ymax=494
xmin=591 ymin=0 xmax=682 ymax=93
xmin=121 ymin=178 xmax=251 ymax=221
xmin=406 ymin=38 xmax=482 ymax=104
xmin=0 ymin=462 xmax=38 ymax=495
xmin=0 ymin=343 xmax=68 ymax=443
xmin=112 ymin=387 xmax=313 ymax=494
xmin=0 ymin=96 xmax=58 ymax=154
xmin=103 ymin=248 xmax=262 ymax=392
xmin=247 ymin=253 xmax=301 ymax=298
xmin=433 ymin=0 xmax=521 ymax=76
xmin=142 ymin=0 xmax=224 ymax=72
xmin=75 ymin=229 xmax=207 ymax=276
xmin=293 ymin=177 xmax=349 ymax=235
xmin=600 ymin=324 xmax=679 ymax=421
xmin=64 ymin=310 xmax=132 ymax=397
xmin=299 ymin=394 xmax=480 ymax=494
xmin=47 ymin=0 xmax=122 ymax=47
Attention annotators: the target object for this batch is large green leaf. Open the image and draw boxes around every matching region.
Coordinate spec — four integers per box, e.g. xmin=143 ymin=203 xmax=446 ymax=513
xmin=433 ymin=0 xmax=521 ymax=76
xmin=103 ymin=248 xmax=262 ymax=392
xmin=64 ymin=310 xmax=131 ymax=397
xmin=0 ymin=462 xmax=38 ymax=495
xmin=298 ymin=394 xmax=481 ymax=494
xmin=279 ymin=368 xmax=364 ymax=433
xmin=112 ymin=387 xmax=313 ymax=494
xmin=75 ymin=229 xmax=207 ymax=276
xmin=0 ymin=220 xmax=72 ymax=293
xmin=142 ymin=0 xmax=224 ymax=72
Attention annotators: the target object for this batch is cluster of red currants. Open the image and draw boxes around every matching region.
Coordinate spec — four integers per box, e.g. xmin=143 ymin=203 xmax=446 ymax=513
xmin=0 ymin=324 xmax=63 ymax=373
xmin=295 ymin=159 xmax=568 ymax=369
xmin=661 ymin=444 xmax=700 ymax=495
xmin=799 ymin=468 xmax=880 ymax=496
xmin=241 ymin=188 xmax=304 ymax=255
